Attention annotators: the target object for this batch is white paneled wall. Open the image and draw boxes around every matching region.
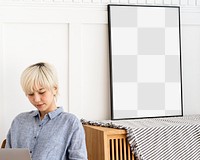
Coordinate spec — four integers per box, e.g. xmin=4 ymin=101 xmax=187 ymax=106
xmin=0 ymin=1 xmax=200 ymax=143
xmin=181 ymin=26 xmax=200 ymax=114
xmin=0 ymin=23 xmax=70 ymax=142
xmin=0 ymin=5 xmax=109 ymax=143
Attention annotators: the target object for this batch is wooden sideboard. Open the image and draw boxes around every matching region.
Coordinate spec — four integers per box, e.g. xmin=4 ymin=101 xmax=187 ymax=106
xmin=83 ymin=125 xmax=134 ymax=160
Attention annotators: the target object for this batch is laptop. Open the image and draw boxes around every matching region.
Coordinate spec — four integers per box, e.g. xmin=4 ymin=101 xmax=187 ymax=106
xmin=0 ymin=148 xmax=32 ymax=160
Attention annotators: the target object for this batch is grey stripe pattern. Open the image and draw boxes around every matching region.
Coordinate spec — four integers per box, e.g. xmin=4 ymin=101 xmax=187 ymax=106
xmin=81 ymin=115 xmax=200 ymax=160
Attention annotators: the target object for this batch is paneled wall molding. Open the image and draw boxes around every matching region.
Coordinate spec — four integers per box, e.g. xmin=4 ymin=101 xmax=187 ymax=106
xmin=0 ymin=3 xmax=200 ymax=25
xmin=181 ymin=7 xmax=200 ymax=25
xmin=0 ymin=1 xmax=200 ymax=13
xmin=0 ymin=0 xmax=200 ymax=8
xmin=0 ymin=23 xmax=4 ymax=135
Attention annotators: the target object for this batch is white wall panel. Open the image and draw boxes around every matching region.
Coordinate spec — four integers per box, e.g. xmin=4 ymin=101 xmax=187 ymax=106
xmin=68 ymin=20 xmax=110 ymax=120
xmin=181 ymin=26 xmax=200 ymax=114
xmin=81 ymin=23 xmax=110 ymax=120
xmin=0 ymin=24 xmax=5 ymax=142
xmin=68 ymin=23 xmax=82 ymax=116
xmin=0 ymin=23 xmax=69 ymax=142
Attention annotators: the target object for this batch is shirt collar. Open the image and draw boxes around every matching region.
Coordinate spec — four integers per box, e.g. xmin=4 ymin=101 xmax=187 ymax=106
xmin=48 ymin=107 xmax=63 ymax=119
xmin=31 ymin=107 xmax=63 ymax=119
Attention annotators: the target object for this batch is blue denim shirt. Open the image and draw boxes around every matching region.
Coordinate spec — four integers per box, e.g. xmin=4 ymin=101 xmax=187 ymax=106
xmin=6 ymin=107 xmax=88 ymax=160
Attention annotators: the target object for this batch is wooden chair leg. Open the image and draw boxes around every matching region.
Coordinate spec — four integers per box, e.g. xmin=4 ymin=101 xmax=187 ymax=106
xmin=1 ymin=139 xmax=6 ymax=148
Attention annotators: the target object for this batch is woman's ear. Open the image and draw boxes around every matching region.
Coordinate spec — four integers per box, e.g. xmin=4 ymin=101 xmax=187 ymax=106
xmin=53 ymin=86 xmax=58 ymax=96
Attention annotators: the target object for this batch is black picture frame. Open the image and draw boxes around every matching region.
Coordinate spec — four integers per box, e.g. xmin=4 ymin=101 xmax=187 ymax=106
xmin=108 ymin=4 xmax=183 ymax=120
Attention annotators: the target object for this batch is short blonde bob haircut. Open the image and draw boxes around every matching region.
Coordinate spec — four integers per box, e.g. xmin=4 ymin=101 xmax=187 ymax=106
xmin=20 ymin=62 xmax=59 ymax=98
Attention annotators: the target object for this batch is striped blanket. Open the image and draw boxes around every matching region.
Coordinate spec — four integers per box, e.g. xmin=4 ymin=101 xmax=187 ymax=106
xmin=82 ymin=115 xmax=200 ymax=160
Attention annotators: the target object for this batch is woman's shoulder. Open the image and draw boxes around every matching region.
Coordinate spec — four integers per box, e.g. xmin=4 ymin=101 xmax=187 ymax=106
xmin=59 ymin=112 xmax=84 ymax=132
xmin=61 ymin=111 xmax=78 ymax=120
xmin=13 ymin=110 xmax=38 ymax=121
xmin=60 ymin=111 xmax=81 ymax=124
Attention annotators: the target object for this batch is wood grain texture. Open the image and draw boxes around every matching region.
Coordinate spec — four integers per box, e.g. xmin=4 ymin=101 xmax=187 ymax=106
xmin=84 ymin=125 xmax=134 ymax=160
xmin=1 ymin=139 xmax=6 ymax=148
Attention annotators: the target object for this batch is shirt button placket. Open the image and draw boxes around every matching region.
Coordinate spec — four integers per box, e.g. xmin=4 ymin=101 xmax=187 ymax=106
xmin=31 ymin=123 xmax=42 ymax=156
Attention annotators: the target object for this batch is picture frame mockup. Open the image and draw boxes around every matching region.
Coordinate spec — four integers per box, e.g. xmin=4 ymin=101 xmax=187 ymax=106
xmin=108 ymin=4 xmax=183 ymax=120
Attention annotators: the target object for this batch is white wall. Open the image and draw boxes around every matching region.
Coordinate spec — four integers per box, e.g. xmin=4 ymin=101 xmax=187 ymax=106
xmin=0 ymin=0 xmax=200 ymax=143
xmin=0 ymin=3 xmax=109 ymax=143
xmin=181 ymin=8 xmax=200 ymax=114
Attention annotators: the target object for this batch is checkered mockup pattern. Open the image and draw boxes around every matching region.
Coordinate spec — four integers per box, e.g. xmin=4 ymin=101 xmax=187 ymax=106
xmin=108 ymin=5 xmax=182 ymax=119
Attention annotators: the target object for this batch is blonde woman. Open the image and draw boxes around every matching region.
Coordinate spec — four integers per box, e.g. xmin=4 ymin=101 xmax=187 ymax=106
xmin=6 ymin=62 xmax=88 ymax=160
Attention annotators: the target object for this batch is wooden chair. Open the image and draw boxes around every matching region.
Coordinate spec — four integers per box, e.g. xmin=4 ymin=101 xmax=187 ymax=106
xmin=1 ymin=139 xmax=6 ymax=148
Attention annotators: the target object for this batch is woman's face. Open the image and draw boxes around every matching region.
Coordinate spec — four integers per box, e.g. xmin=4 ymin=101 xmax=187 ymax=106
xmin=27 ymin=86 xmax=57 ymax=115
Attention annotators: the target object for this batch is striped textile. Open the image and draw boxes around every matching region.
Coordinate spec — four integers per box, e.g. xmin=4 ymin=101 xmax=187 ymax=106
xmin=81 ymin=115 xmax=200 ymax=160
